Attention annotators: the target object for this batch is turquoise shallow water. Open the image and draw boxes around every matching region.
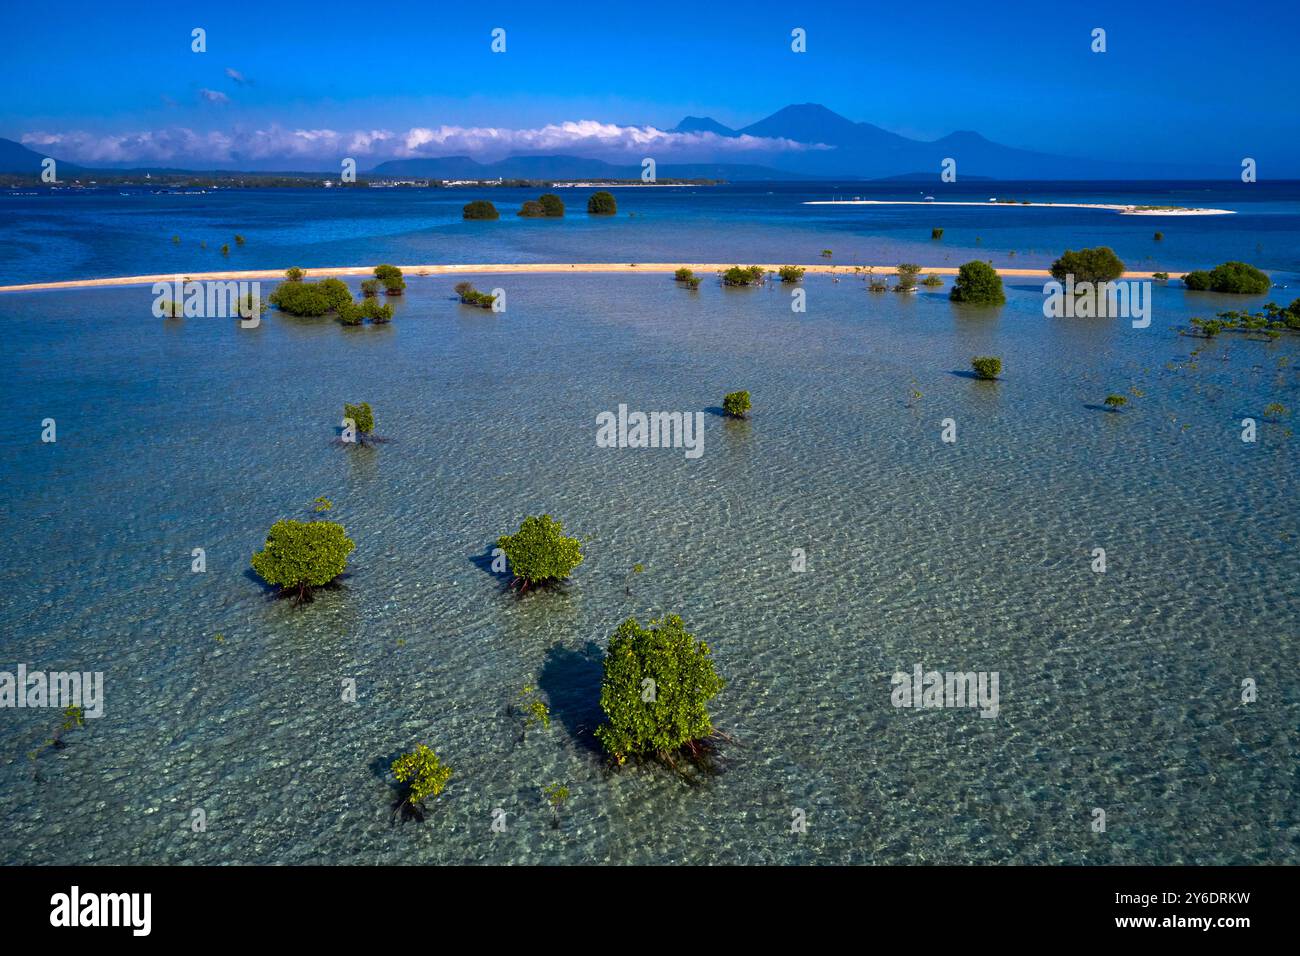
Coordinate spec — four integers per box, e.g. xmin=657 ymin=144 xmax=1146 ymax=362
xmin=0 ymin=273 xmax=1297 ymax=864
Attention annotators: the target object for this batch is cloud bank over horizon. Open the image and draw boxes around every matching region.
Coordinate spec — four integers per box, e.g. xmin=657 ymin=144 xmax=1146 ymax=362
xmin=20 ymin=121 xmax=825 ymax=169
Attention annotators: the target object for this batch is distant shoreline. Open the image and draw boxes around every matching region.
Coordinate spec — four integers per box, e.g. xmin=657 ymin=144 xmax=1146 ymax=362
xmin=804 ymin=199 xmax=1235 ymax=216
xmin=0 ymin=262 xmax=1183 ymax=293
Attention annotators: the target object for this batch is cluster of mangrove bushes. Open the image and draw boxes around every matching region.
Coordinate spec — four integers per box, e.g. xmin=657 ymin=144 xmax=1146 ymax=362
xmin=454 ymin=281 xmax=497 ymax=308
xmin=269 ymin=266 xmax=404 ymax=324
xmin=463 ymin=191 xmax=617 ymax=221
xmin=1184 ymin=300 xmax=1300 ymax=339
xmin=673 ymin=268 xmax=702 ymax=289
xmin=518 ymin=193 xmax=565 ymax=218
xmin=1183 ymin=261 xmax=1272 ymax=294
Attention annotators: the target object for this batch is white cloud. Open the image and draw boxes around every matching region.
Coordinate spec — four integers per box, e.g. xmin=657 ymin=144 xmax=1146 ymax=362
xmin=22 ymin=121 xmax=826 ymax=166
xmin=224 ymin=68 xmax=250 ymax=85
xmin=197 ymin=89 xmax=229 ymax=104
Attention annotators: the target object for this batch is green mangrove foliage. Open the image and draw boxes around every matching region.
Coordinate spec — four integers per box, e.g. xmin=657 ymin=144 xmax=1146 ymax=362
xmin=971 ymin=356 xmax=1003 ymax=380
xmin=673 ymin=268 xmax=701 ymax=289
xmin=269 ymin=277 xmax=353 ymax=316
xmin=778 ymin=265 xmax=806 ymax=283
xmin=1182 ymin=261 xmax=1271 ymax=294
xmin=587 ymin=191 xmax=617 ymax=215
xmin=515 ymin=684 xmax=551 ymax=737
xmin=722 ymin=390 xmax=751 ymax=419
xmin=1050 ymin=247 xmax=1125 ymax=284
xmin=594 ymin=614 xmax=726 ymax=765
xmin=1104 ymin=394 xmax=1128 ymax=411
xmin=949 ymin=261 xmax=1006 ymax=305
xmin=496 ymin=514 xmax=584 ymax=590
xmin=896 ymin=263 xmax=922 ymax=292
xmin=517 ymin=192 xmax=565 ymax=217
xmin=1185 ymin=302 xmax=1300 ymax=339
xmin=543 ymin=783 xmax=569 ymax=825
xmin=454 ymin=281 xmax=496 ymax=308
xmin=285 ymin=267 xmax=305 ymax=281
xmin=931 ymin=228 xmax=944 ymax=240
xmin=374 ymin=264 xmax=405 ymax=295
xmin=721 ymin=265 xmax=765 ymax=287
xmin=462 ymin=200 xmax=499 ymax=220
xmin=250 ymin=519 xmax=355 ymax=602
xmin=360 ymin=279 xmax=380 ymax=297
xmin=921 ymin=273 xmax=944 ymax=287
xmin=338 ymin=299 xmax=393 ymax=326
xmin=343 ymin=401 xmax=375 ymax=438
xmin=391 ymin=744 xmax=452 ymax=819
xmin=538 ymin=193 xmax=565 ymax=217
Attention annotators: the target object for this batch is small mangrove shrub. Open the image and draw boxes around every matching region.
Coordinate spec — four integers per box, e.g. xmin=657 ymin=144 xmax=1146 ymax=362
xmin=515 ymin=684 xmax=551 ymax=737
xmin=921 ymin=273 xmax=943 ymax=287
xmin=496 ymin=514 xmax=584 ymax=590
xmin=543 ymin=783 xmax=569 ymax=824
xmin=374 ymin=264 xmax=405 ymax=295
xmin=343 ymin=401 xmax=375 ymax=439
xmin=722 ymin=390 xmax=751 ymax=419
xmin=778 ymin=265 xmax=806 ymax=283
xmin=896 ymin=263 xmax=921 ymax=292
xmin=931 ymin=228 xmax=944 ymax=240
xmin=1103 ymin=394 xmax=1128 ymax=411
xmin=587 ymin=191 xmax=617 ymax=215
xmin=462 ymin=200 xmax=499 ymax=220
xmin=1050 ymin=247 xmax=1125 ymax=284
xmin=594 ymin=614 xmax=725 ymax=765
xmin=250 ymin=519 xmax=355 ymax=602
xmin=391 ymin=745 xmax=452 ymax=819
xmin=971 ymin=356 xmax=1002 ymax=380
xmin=454 ymin=281 xmax=496 ymax=309
xmin=949 ymin=261 xmax=1006 ymax=305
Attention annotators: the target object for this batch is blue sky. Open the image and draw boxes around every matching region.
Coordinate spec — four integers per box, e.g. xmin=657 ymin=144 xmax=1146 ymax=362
xmin=3 ymin=0 xmax=1297 ymax=170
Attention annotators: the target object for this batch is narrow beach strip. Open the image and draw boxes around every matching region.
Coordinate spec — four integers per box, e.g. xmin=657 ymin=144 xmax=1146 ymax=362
xmin=804 ymin=199 xmax=1235 ymax=215
xmin=0 ymin=262 xmax=1181 ymax=294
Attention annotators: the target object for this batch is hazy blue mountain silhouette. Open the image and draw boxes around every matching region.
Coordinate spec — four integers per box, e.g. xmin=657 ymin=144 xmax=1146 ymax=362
xmin=0 ymin=137 xmax=85 ymax=174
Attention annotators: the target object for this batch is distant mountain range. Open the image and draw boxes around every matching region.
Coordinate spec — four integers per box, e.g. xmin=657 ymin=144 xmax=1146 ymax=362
xmin=664 ymin=104 xmax=1220 ymax=179
xmin=1 ymin=103 xmax=1231 ymax=181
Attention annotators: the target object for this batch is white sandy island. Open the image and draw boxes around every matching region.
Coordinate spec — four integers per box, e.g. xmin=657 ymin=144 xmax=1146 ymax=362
xmin=804 ymin=199 xmax=1235 ymax=216
xmin=0 ymin=262 xmax=1182 ymax=294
